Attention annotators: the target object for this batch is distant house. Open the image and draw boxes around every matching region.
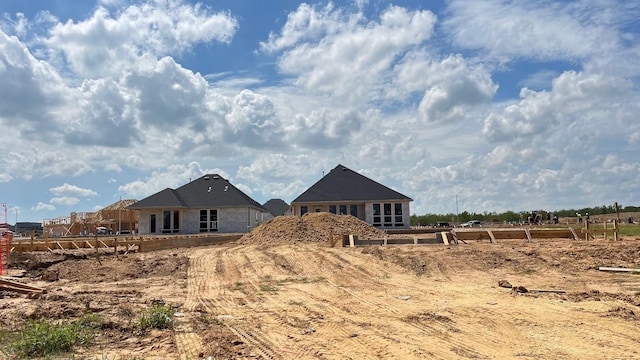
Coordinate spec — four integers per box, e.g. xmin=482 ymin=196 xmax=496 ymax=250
xmin=263 ymin=199 xmax=290 ymax=217
xmin=128 ymin=174 xmax=272 ymax=234
xmin=290 ymin=164 xmax=413 ymax=228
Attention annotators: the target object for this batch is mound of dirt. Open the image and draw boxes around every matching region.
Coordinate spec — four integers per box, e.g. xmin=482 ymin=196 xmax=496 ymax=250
xmin=239 ymin=212 xmax=387 ymax=245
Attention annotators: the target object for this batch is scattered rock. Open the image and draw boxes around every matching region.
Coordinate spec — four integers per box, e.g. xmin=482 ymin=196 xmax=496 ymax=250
xmin=397 ymin=295 xmax=411 ymax=300
xmin=513 ymin=285 xmax=528 ymax=293
xmin=302 ymin=326 xmax=316 ymax=335
xmin=41 ymin=269 xmax=59 ymax=282
xmin=498 ymin=280 xmax=512 ymax=288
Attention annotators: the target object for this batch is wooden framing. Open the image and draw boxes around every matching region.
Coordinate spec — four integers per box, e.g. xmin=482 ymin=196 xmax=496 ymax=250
xmin=43 ymin=200 xmax=139 ymax=237
xmin=450 ymin=228 xmax=575 ymax=243
xmin=344 ymin=228 xmax=579 ymax=247
xmin=581 ymin=220 xmax=619 ymax=241
xmin=9 ymin=233 xmax=241 ymax=253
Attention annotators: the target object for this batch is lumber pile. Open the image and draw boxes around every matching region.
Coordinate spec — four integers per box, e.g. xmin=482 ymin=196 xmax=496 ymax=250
xmin=0 ymin=278 xmax=47 ymax=295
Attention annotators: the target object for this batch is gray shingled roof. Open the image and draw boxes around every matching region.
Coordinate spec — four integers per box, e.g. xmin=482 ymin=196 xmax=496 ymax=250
xmin=128 ymin=174 xmax=267 ymax=210
xmin=262 ymin=199 xmax=290 ymax=216
xmin=291 ymin=164 xmax=413 ymax=203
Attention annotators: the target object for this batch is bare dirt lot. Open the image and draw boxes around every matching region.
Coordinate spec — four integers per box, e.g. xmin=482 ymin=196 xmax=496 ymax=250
xmin=2 ymin=213 xmax=640 ymax=359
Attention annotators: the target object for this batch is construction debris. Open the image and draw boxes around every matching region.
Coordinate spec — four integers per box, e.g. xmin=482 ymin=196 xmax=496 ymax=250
xmin=598 ymin=267 xmax=640 ymax=273
xmin=0 ymin=278 xmax=47 ymax=295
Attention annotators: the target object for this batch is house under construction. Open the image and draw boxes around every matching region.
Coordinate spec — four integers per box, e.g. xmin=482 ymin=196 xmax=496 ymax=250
xmin=43 ymin=199 xmax=139 ymax=237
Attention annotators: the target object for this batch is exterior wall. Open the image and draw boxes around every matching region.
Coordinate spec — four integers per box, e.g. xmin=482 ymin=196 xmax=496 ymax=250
xmin=291 ymin=202 xmax=366 ymax=221
xmin=137 ymin=210 xmax=151 ymax=234
xmin=183 ymin=209 xmax=200 ymax=233
xmin=135 ymin=207 xmax=273 ymax=235
xmin=291 ymin=200 xmax=411 ymax=229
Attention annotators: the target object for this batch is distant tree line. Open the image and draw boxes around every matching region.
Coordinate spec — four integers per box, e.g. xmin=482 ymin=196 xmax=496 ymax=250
xmin=411 ymin=204 xmax=640 ymax=226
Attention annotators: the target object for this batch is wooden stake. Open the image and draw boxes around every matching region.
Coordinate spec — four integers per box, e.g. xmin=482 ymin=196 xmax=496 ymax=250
xmin=598 ymin=267 xmax=640 ymax=273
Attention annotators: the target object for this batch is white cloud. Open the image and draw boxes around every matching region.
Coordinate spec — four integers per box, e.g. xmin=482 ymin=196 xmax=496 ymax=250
xmin=482 ymin=71 xmax=634 ymax=142
xmin=286 ymin=108 xmax=364 ymax=148
xmin=50 ymin=183 xmax=98 ymax=197
xmin=395 ymin=54 xmax=497 ymax=122
xmin=443 ymin=0 xmax=625 ymax=64
xmin=32 ymin=202 xmax=55 ymax=211
xmin=45 ymin=1 xmax=238 ymax=77
xmin=263 ymin=4 xmax=437 ymax=104
xmin=63 ymin=77 xmax=140 ymax=147
xmin=236 ymin=154 xmax=327 ymax=200
xmin=50 ymin=197 xmax=80 ymax=205
xmin=0 ymin=12 xmax=29 ymax=38
xmin=223 ymin=90 xmax=285 ymax=149
xmin=0 ymin=30 xmax=67 ymax=129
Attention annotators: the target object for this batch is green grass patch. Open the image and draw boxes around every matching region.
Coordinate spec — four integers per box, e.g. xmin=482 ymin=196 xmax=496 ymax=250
xmin=3 ymin=314 xmax=101 ymax=358
xmin=617 ymin=224 xmax=640 ymax=237
xmin=136 ymin=301 xmax=175 ymax=332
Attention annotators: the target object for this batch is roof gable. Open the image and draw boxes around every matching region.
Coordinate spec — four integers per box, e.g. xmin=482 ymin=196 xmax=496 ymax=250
xmin=292 ymin=164 xmax=413 ymax=203
xmin=263 ymin=199 xmax=290 ymax=216
xmin=175 ymin=174 xmax=265 ymax=209
xmin=128 ymin=188 xmax=184 ymax=209
xmin=128 ymin=175 xmax=267 ymax=211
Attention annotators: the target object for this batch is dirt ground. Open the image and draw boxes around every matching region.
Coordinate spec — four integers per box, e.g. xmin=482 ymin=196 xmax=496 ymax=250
xmin=2 ymin=213 xmax=640 ymax=359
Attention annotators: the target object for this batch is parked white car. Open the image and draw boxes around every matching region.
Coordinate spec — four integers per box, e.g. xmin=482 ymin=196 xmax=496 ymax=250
xmin=460 ymin=220 xmax=482 ymax=228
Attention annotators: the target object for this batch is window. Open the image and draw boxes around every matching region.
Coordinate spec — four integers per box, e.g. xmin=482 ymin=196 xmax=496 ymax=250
xmin=173 ymin=211 xmax=180 ymax=232
xmin=150 ymin=214 xmax=156 ymax=234
xmin=373 ymin=204 xmax=381 ymax=225
xmin=372 ymin=203 xmax=405 ymax=227
xmin=395 ymin=203 xmax=403 ymax=226
xmin=163 ymin=211 xmax=171 ymax=232
xmin=199 ymin=209 xmax=218 ymax=232
xmin=350 ymin=205 xmax=358 ymax=217
xmin=384 ymin=203 xmax=392 ymax=226
xmin=339 ymin=205 xmax=347 ymax=215
xmin=300 ymin=206 xmax=308 ymax=216
xmin=329 ymin=205 xmax=336 ymax=214
xmin=163 ymin=210 xmax=181 ymax=233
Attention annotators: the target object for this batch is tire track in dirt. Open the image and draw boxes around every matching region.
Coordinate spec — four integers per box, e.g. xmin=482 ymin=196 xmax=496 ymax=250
xmin=263 ymin=246 xmax=461 ymax=358
xmin=191 ymin=245 xmax=346 ymax=359
xmin=278 ymin=245 xmax=488 ymax=359
xmin=192 ymin=246 xmax=284 ymax=359
xmin=179 ymin=245 xmax=269 ymax=358
xmin=182 ymin=242 xmax=640 ymax=359
xmin=241 ymin=245 xmax=399 ymax=359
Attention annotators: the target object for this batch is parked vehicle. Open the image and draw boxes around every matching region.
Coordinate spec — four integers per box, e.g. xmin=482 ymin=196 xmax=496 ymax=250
xmin=460 ymin=220 xmax=482 ymax=227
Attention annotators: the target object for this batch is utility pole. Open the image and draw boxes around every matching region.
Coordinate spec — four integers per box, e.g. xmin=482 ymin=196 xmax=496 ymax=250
xmin=118 ymin=194 xmax=122 ymax=235
xmin=10 ymin=207 xmax=18 ymax=235
xmin=118 ymin=192 xmax=128 ymax=235
xmin=455 ymin=192 xmax=461 ymax=225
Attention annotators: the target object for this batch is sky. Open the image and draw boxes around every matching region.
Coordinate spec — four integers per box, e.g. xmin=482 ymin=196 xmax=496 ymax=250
xmin=1 ymin=0 xmax=639 ymax=223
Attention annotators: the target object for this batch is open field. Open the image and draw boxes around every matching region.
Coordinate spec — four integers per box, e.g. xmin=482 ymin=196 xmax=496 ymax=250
xmin=1 ymin=214 xmax=640 ymax=359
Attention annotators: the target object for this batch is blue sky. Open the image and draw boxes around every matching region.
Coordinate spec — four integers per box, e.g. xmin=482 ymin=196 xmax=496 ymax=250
xmin=1 ymin=0 xmax=639 ymax=223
